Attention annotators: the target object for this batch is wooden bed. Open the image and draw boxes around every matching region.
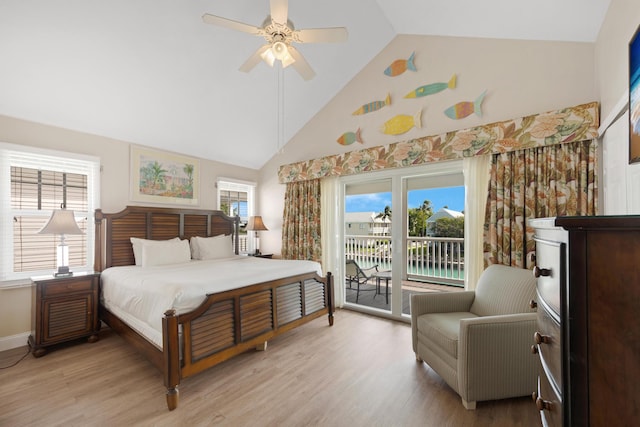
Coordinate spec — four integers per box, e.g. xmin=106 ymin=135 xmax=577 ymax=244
xmin=94 ymin=205 xmax=334 ymax=410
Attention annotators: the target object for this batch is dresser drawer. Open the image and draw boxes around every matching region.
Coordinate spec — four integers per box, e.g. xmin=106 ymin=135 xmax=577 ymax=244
xmin=533 ymin=236 xmax=564 ymax=319
xmin=536 ymin=372 xmax=563 ymax=427
xmin=536 ymin=299 xmax=562 ymax=393
xmin=41 ymin=277 xmax=95 ymax=297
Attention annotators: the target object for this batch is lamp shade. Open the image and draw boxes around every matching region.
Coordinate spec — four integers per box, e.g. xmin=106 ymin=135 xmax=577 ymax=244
xmin=246 ymin=216 xmax=268 ymax=231
xmin=38 ymin=209 xmax=83 ymax=235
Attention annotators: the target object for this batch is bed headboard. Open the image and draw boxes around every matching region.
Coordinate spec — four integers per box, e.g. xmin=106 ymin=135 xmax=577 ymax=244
xmin=94 ymin=205 xmax=240 ymax=271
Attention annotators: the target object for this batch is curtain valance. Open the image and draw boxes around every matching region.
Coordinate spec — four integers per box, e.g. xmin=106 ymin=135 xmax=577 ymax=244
xmin=278 ymin=101 xmax=599 ymax=184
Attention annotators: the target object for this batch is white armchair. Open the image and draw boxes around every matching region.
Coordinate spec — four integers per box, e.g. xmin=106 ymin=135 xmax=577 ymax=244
xmin=411 ymin=264 xmax=537 ymax=409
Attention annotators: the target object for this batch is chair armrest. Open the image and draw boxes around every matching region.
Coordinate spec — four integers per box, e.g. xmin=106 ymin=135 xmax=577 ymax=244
xmin=361 ymin=265 xmax=379 ymax=275
xmin=457 ymin=313 xmax=538 ymax=403
xmin=411 ymin=291 xmax=476 ymax=351
xmin=410 ymin=291 xmax=476 ymax=317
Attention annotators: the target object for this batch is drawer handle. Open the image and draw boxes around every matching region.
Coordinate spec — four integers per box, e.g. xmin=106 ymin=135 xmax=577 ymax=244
xmin=534 ymin=331 xmax=552 ymax=345
xmin=529 ymin=300 xmax=537 ymax=309
xmin=533 ymin=266 xmax=552 ymax=278
xmin=536 ymin=396 xmax=553 ymax=412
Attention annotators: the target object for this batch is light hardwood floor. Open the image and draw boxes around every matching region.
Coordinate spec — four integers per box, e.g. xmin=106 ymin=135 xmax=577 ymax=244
xmin=0 ymin=310 xmax=540 ymax=427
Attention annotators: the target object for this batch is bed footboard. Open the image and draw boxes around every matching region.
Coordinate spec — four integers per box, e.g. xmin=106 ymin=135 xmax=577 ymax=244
xmin=163 ymin=270 xmax=334 ymax=410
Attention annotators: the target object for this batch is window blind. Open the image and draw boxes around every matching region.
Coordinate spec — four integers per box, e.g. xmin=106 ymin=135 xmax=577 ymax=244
xmin=0 ymin=143 xmax=100 ymax=282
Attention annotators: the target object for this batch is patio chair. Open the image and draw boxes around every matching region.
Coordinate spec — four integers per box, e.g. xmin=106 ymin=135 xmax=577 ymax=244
xmin=345 ymin=259 xmax=379 ymax=303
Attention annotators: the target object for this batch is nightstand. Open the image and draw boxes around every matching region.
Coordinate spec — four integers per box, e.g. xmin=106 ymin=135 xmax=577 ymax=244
xmin=29 ymin=272 xmax=101 ymax=357
xmin=251 ymin=253 xmax=273 ymax=259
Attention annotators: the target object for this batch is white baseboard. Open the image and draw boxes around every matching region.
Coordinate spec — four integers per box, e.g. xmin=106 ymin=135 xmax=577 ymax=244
xmin=0 ymin=332 xmax=30 ymax=352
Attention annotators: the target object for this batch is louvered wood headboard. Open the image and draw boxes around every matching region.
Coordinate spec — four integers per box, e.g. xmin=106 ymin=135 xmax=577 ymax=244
xmin=94 ymin=205 xmax=239 ymax=271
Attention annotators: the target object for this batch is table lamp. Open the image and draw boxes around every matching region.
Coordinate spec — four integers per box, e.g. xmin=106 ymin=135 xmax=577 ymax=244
xmin=38 ymin=208 xmax=84 ymax=276
xmin=246 ymin=216 xmax=268 ymax=255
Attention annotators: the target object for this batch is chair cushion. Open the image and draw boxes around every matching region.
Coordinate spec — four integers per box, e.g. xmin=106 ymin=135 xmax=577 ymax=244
xmin=470 ymin=264 xmax=536 ymax=316
xmin=416 ymin=312 xmax=478 ymax=359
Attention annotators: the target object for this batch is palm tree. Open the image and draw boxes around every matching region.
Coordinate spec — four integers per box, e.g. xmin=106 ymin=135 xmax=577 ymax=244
xmin=149 ymin=161 xmax=167 ymax=191
xmin=420 ymin=200 xmax=433 ymax=216
xmin=183 ymin=163 xmax=194 ymax=196
xmin=375 ymin=206 xmax=392 ymax=231
xmin=375 ymin=205 xmax=392 ymax=221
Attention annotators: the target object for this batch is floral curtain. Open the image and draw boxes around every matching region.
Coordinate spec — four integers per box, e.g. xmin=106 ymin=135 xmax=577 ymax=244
xmin=483 ymin=139 xmax=598 ymax=268
xmin=278 ymin=102 xmax=598 ymax=184
xmin=281 ymin=179 xmax=322 ymax=262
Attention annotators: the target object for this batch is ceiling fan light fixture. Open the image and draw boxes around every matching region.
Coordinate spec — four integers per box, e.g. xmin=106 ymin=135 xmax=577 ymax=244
xmin=260 ymin=48 xmax=276 ymax=67
xmin=272 ymin=41 xmax=288 ymax=60
xmin=281 ymin=51 xmax=295 ymax=68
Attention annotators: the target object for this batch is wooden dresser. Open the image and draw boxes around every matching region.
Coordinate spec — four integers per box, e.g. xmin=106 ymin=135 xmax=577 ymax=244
xmin=531 ymin=216 xmax=640 ymax=426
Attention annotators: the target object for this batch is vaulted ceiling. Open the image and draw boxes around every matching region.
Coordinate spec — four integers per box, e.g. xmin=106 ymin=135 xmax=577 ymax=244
xmin=0 ymin=0 xmax=611 ymax=169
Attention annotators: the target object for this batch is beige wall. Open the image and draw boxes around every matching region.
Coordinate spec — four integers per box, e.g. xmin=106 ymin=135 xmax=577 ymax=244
xmin=596 ymin=0 xmax=640 ymax=119
xmin=258 ymin=34 xmax=597 ymax=255
xmin=595 ymin=0 xmax=640 ymax=214
xmin=0 ymin=115 xmax=258 ymax=342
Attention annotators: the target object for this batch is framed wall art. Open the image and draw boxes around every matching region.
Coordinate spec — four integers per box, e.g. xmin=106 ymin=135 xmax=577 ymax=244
xmin=630 ymin=23 xmax=640 ymax=164
xmin=130 ymin=146 xmax=200 ymax=206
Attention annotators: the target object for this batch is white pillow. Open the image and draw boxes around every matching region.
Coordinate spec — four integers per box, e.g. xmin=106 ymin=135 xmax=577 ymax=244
xmin=189 ymin=234 xmax=228 ymax=260
xmin=140 ymin=238 xmax=191 ymax=267
xmin=191 ymin=235 xmax=234 ymax=260
xmin=130 ymin=237 xmax=180 ymax=266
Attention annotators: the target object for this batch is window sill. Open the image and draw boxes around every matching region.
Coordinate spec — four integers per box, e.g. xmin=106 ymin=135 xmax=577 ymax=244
xmin=0 ymin=279 xmax=33 ymax=290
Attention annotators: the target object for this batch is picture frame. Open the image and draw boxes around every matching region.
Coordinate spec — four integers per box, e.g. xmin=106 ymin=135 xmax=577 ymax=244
xmin=630 ymin=23 xmax=640 ymax=164
xmin=130 ymin=146 xmax=200 ymax=206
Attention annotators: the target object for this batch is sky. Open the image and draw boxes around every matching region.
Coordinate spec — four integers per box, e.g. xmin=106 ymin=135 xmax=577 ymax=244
xmin=345 ymin=186 xmax=465 ymax=214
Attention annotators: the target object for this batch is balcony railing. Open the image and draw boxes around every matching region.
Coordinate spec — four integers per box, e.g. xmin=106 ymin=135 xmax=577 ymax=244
xmin=345 ymin=234 xmax=464 ymax=287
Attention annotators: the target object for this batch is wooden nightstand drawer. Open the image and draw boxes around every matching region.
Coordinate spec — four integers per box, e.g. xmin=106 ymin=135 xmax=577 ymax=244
xmin=42 ymin=277 xmax=94 ymax=296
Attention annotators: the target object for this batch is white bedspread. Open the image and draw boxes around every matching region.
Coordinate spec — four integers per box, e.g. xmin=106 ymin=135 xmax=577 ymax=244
xmin=101 ymin=256 xmax=322 ymax=347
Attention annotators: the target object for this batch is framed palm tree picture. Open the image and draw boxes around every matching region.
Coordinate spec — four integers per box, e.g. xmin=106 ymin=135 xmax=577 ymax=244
xmin=130 ymin=146 xmax=200 ymax=205
xmin=630 ymin=23 xmax=640 ymax=164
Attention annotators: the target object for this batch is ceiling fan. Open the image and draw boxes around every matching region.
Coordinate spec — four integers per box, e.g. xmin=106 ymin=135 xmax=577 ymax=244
xmin=202 ymin=0 xmax=348 ymax=80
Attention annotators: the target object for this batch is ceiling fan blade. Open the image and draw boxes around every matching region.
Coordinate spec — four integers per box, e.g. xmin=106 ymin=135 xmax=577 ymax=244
xmin=239 ymin=45 xmax=272 ymax=72
xmin=270 ymin=0 xmax=288 ymax=25
xmin=287 ymin=46 xmax=316 ymax=81
xmin=295 ymin=27 xmax=348 ymax=43
xmin=202 ymin=13 xmax=262 ymax=35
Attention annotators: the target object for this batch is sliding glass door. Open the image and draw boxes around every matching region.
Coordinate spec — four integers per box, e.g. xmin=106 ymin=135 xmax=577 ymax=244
xmin=344 ymin=178 xmax=392 ymax=313
xmin=340 ymin=161 xmax=464 ymax=320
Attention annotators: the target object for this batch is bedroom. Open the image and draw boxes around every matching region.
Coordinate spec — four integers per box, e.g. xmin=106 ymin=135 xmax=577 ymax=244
xmin=1 ymin=0 xmax=639 ymax=424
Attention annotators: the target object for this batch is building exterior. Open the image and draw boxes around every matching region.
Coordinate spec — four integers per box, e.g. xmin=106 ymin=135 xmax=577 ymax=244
xmin=426 ymin=208 xmax=464 ymax=236
xmin=345 ymin=212 xmax=390 ymax=236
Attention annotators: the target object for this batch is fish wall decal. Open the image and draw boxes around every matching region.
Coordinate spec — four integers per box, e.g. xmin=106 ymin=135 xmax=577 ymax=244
xmin=404 ymin=75 xmax=457 ymax=99
xmin=384 ymin=52 xmax=417 ymax=77
xmin=337 ymin=128 xmax=364 ymax=145
xmin=380 ymin=110 xmax=422 ymax=135
xmin=444 ymin=90 xmax=486 ymax=120
xmin=352 ymin=93 xmax=391 ymax=115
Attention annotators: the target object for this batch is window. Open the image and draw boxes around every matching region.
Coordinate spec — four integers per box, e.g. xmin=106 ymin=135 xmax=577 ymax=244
xmin=217 ymin=178 xmax=255 ymax=253
xmin=0 ymin=143 xmax=100 ymax=282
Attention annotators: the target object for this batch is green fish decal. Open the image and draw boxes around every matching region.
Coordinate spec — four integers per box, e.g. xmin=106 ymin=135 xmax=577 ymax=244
xmin=404 ymin=74 xmax=457 ymax=99
xmin=337 ymin=128 xmax=363 ymax=145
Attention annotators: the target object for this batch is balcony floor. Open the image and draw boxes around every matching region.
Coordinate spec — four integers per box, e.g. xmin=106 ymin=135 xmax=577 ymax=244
xmin=345 ymin=279 xmax=463 ymax=314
